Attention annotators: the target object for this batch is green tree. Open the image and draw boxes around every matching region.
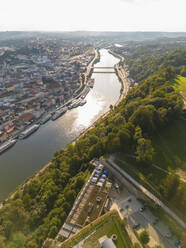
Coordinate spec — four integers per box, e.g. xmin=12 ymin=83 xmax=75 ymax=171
xmin=69 ymin=155 xmax=81 ymax=174
xmin=48 ymin=225 xmax=58 ymax=238
xmin=118 ymin=128 xmax=131 ymax=146
xmin=182 ymin=232 xmax=186 ymax=248
xmin=136 ymin=138 xmax=154 ymax=164
xmin=110 ymin=104 xmax=113 ymax=110
xmin=27 ymin=240 xmax=38 ymax=248
xmin=64 ymin=190 xmax=76 ymax=205
xmin=130 ymin=105 xmax=156 ymax=134
xmin=139 ymin=230 xmax=150 ymax=244
xmin=3 ymin=220 xmax=13 ymax=239
xmin=0 ymin=235 xmax=6 ymax=248
xmin=22 ymin=193 xmax=32 ymax=209
xmin=162 ymin=174 xmax=180 ymax=200
xmin=134 ymin=126 xmax=142 ymax=141
xmin=7 ymin=232 xmax=26 ymax=248
xmin=133 ymin=243 xmax=141 ymax=248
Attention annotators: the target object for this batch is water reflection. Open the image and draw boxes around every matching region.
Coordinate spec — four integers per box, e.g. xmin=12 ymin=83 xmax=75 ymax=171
xmin=74 ymin=94 xmax=104 ymax=128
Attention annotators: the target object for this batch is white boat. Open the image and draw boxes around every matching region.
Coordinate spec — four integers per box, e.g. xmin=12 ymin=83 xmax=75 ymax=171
xmin=52 ymin=107 xmax=67 ymax=121
xmin=79 ymin=99 xmax=87 ymax=106
xmin=19 ymin=124 xmax=40 ymax=139
xmin=40 ymin=114 xmax=51 ymax=124
xmin=68 ymin=99 xmax=81 ymax=109
xmin=88 ymin=79 xmax=95 ymax=88
xmin=81 ymin=86 xmax=90 ymax=99
xmin=68 ymin=100 xmax=76 ymax=109
xmin=0 ymin=139 xmax=17 ymax=154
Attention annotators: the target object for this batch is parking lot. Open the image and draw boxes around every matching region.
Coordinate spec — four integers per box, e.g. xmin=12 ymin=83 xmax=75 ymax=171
xmin=109 ymin=181 xmax=178 ymax=248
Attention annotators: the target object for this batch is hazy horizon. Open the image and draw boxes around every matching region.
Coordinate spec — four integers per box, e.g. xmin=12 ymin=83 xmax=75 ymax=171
xmin=0 ymin=0 xmax=186 ymax=32
xmin=1 ymin=30 xmax=186 ymax=33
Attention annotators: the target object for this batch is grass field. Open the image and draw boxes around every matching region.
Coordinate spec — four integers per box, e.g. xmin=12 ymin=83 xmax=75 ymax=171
xmin=60 ymin=211 xmax=132 ymax=248
xmin=174 ymin=75 xmax=186 ymax=92
xmin=152 ymin=119 xmax=186 ymax=174
xmin=116 ymin=119 xmax=186 ymax=180
xmin=82 ymin=214 xmax=131 ymax=248
xmin=115 ymin=155 xmax=166 ymax=199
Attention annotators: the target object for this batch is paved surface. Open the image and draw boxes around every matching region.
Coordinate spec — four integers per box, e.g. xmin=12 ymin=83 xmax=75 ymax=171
xmin=110 ymin=200 xmax=142 ymax=247
xmin=109 ymin=187 xmax=175 ymax=248
xmin=103 ymin=160 xmax=182 ymax=248
xmin=107 ymin=156 xmax=186 ymax=230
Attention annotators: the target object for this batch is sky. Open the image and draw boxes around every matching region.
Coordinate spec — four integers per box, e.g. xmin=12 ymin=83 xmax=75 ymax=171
xmin=0 ymin=0 xmax=185 ymax=32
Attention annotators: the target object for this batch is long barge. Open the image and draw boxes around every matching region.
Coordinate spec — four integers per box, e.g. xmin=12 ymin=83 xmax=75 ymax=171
xmin=19 ymin=124 xmax=40 ymax=139
xmin=52 ymin=107 xmax=68 ymax=121
xmin=81 ymin=86 xmax=90 ymax=99
xmin=40 ymin=114 xmax=51 ymax=125
xmin=0 ymin=139 xmax=17 ymax=154
xmin=88 ymin=78 xmax=95 ymax=88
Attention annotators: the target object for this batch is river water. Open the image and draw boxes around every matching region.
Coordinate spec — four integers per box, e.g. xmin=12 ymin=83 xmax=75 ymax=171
xmin=0 ymin=49 xmax=121 ymax=201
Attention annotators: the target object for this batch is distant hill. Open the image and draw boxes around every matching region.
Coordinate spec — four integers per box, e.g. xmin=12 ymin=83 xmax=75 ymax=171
xmin=0 ymin=31 xmax=186 ymax=41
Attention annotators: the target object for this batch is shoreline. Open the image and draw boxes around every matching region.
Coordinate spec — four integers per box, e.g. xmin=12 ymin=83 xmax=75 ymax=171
xmin=0 ymin=49 xmax=128 ymax=207
xmin=0 ymin=48 xmax=100 ymax=207
xmin=0 ymin=49 xmax=100 ymax=156
xmin=72 ymin=51 xmax=129 ymax=144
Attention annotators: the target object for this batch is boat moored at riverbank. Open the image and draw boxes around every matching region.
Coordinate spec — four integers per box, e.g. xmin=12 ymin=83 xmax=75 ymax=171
xmin=0 ymin=139 xmax=17 ymax=154
xmin=40 ymin=114 xmax=51 ymax=125
xmin=88 ymin=78 xmax=95 ymax=88
xmin=79 ymin=99 xmax=87 ymax=106
xmin=19 ymin=124 xmax=40 ymax=139
xmin=81 ymin=86 xmax=90 ymax=99
xmin=68 ymin=98 xmax=87 ymax=109
xmin=52 ymin=107 xmax=68 ymax=121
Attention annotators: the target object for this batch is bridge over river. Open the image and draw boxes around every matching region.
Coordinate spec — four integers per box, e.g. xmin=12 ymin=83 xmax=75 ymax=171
xmin=93 ymin=66 xmax=115 ymax=73
xmin=93 ymin=66 xmax=114 ymax=69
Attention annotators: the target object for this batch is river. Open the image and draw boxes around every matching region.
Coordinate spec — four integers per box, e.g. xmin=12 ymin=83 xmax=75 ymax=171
xmin=0 ymin=49 xmax=121 ymax=201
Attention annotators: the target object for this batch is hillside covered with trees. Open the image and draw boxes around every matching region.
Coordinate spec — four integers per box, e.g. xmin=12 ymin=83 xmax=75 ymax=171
xmin=0 ymin=49 xmax=185 ymax=247
xmin=112 ymin=38 xmax=186 ymax=82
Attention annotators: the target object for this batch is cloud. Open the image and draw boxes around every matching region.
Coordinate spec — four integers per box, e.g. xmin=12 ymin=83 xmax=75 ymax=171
xmin=119 ymin=0 xmax=159 ymax=4
xmin=119 ymin=0 xmax=136 ymax=3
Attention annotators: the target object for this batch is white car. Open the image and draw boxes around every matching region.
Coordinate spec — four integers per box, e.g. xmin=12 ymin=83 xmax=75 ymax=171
xmin=115 ymin=183 xmax=119 ymax=189
xmin=165 ymin=232 xmax=172 ymax=238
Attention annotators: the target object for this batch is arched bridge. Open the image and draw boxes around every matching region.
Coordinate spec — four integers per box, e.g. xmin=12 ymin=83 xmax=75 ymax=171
xmin=93 ymin=66 xmax=114 ymax=69
xmin=93 ymin=71 xmax=115 ymax=73
xmin=92 ymin=66 xmax=115 ymax=73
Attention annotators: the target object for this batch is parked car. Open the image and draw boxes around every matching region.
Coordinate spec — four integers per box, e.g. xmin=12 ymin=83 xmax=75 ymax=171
xmin=96 ymin=197 xmax=102 ymax=203
xmin=165 ymin=232 xmax=172 ymax=238
xmin=174 ymin=240 xmax=181 ymax=247
xmin=114 ymin=183 xmax=119 ymax=189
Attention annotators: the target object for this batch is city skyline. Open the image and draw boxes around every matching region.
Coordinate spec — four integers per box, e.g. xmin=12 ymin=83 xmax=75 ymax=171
xmin=0 ymin=0 xmax=186 ymax=32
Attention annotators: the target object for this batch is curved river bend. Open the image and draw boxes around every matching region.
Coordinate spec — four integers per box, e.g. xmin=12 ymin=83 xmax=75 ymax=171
xmin=0 ymin=49 xmax=121 ymax=201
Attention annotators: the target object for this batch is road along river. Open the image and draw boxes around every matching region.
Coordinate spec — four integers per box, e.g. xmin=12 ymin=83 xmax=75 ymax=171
xmin=0 ymin=49 xmax=121 ymax=201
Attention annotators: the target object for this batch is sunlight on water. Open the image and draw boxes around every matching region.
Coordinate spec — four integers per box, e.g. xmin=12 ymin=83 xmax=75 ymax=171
xmin=73 ymin=93 xmax=104 ymax=129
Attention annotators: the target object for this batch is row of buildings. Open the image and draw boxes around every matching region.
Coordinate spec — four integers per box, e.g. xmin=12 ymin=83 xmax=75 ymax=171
xmin=0 ymin=38 xmax=95 ymax=142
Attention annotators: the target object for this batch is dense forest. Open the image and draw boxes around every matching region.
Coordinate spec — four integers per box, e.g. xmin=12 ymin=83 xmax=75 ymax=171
xmin=112 ymin=39 xmax=186 ymax=82
xmin=126 ymin=48 xmax=186 ymax=82
xmin=0 ymin=46 xmax=185 ymax=247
